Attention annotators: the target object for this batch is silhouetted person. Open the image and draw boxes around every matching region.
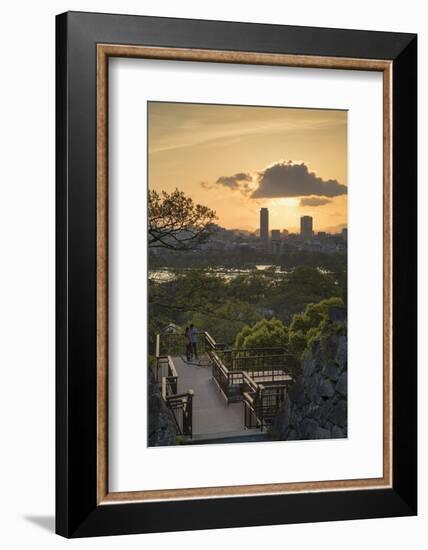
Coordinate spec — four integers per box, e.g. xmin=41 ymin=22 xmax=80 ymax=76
xmin=189 ymin=324 xmax=198 ymax=360
xmin=184 ymin=326 xmax=192 ymax=361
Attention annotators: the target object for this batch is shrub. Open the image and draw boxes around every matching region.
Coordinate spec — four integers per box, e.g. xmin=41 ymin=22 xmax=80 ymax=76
xmin=234 ymin=318 xmax=288 ymax=349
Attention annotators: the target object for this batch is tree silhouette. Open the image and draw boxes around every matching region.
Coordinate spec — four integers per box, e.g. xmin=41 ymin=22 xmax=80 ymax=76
xmin=148 ymin=188 xmax=217 ymax=250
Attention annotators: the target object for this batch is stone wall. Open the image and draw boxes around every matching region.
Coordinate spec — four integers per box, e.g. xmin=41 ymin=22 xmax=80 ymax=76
xmin=148 ymin=370 xmax=177 ymax=446
xmin=272 ymin=308 xmax=347 ymax=440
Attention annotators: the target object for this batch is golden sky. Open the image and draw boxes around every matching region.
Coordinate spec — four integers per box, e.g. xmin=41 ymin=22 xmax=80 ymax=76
xmin=148 ymin=102 xmax=347 ymax=233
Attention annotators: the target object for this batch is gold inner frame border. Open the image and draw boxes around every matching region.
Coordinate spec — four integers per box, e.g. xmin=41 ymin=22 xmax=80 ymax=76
xmin=96 ymin=44 xmax=393 ymax=504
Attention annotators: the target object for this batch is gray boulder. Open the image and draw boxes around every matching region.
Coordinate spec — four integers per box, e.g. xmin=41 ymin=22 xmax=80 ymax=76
xmin=302 ymin=350 xmax=316 ymax=377
xmin=336 ymin=371 xmax=347 ymax=397
xmin=331 ymin=425 xmax=346 ymax=439
xmin=148 ymin=371 xmax=177 ymax=446
xmin=335 ymin=336 xmax=347 ymax=371
xmin=313 ymin=426 xmax=331 ymax=439
xmin=323 ymin=360 xmax=340 ymax=381
xmin=331 ymin=399 xmax=347 ymax=428
xmin=319 ymin=378 xmax=335 ymax=398
xmin=271 ymin=323 xmax=348 ymax=442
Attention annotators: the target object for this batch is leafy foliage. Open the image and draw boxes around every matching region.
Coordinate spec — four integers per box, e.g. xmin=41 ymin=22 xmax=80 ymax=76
xmin=231 ymin=296 xmax=345 ymax=361
xmin=148 ymin=188 xmax=217 ymax=250
xmin=234 ymin=318 xmax=288 ymax=349
xmin=287 ymin=297 xmax=344 ymax=358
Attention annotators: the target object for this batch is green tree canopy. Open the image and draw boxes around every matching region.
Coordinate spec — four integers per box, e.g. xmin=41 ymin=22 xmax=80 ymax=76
xmin=234 ymin=318 xmax=288 ymax=349
xmin=288 ymin=297 xmax=344 ymax=358
xmin=267 ymin=266 xmax=341 ymax=321
xmin=148 ymin=266 xmax=346 ymax=357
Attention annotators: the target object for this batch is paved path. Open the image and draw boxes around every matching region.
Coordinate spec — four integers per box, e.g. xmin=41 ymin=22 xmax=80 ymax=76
xmin=172 ymin=355 xmax=245 ymax=436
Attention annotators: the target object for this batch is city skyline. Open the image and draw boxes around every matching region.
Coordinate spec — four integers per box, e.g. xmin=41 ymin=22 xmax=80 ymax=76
xmin=255 ymin=210 xmax=344 ymax=240
xmin=215 ymin=209 xmax=346 ymax=238
xmin=148 ymin=102 xmax=347 ymax=232
xmin=212 ymin=209 xmax=346 ymax=236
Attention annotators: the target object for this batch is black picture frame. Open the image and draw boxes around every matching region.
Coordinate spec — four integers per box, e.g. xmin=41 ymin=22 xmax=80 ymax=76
xmin=56 ymin=11 xmax=417 ymax=538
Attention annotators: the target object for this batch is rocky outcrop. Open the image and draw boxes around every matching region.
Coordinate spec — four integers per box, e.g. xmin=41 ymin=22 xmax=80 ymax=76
xmin=148 ymin=370 xmax=177 ymax=446
xmin=272 ymin=307 xmax=347 ymax=441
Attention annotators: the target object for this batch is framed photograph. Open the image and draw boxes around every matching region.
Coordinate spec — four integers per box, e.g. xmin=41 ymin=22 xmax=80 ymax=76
xmin=56 ymin=11 xmax=417 ymax=537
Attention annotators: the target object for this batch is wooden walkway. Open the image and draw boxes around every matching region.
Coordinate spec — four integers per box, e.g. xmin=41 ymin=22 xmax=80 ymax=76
xmin=172 ymin=355 xmax=246 ymax=436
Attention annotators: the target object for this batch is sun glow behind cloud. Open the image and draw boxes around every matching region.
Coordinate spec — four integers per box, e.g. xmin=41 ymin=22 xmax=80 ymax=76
xmin=269 ymin=197 xmax=301 ymax=208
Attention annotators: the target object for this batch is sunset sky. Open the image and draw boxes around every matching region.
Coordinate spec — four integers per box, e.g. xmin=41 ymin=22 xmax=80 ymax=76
xmin=148 ymin=102 xmax=347 ymax=233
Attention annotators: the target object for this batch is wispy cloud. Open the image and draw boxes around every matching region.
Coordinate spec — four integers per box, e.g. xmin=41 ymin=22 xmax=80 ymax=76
xmin=216 ymin=173 xmax=252 ymax=190
xmin=300 ymin=197 xmax=332 ymax=207
xmin=148 ymin=103 xmax=347 ymax=155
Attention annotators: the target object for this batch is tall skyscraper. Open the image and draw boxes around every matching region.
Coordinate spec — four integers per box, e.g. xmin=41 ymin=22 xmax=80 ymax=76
xmin=260 ymin=208 xmax=269 ymax=243
xmin=300 ymin=216 xmax=313 ymax=240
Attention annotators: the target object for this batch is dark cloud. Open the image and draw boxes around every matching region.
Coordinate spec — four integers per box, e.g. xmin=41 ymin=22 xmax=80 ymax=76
xmin=300 ymin=197 xmax=332 ymax=207
xmin=216 ymin=172 xmax=252 ymax=190
xmin=251 ymin=161 xmax=347 ymax=199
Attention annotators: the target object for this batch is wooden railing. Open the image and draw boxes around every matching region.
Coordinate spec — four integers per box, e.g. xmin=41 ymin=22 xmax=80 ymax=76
xmin=241 ymin=372 xmax=292 ymax=430
xmin=161 ymin=385 xmax=194 ymax=438
xmin=210 ymin=351 xmax=243 ymax=402
xmin=154 ymin=328 xmax=295 ymax=434
xmin=203 ymin=331 xmax=294 ymax=429
xmin=155 ymin=354 xmax=178 ymax=393
xmin=157 ymin=330 xmax=208 ymax=360
xmin=219 ymin=348 xmax=288 ymax=370
xmin=155 ymin=334 xmax=193 ymax=438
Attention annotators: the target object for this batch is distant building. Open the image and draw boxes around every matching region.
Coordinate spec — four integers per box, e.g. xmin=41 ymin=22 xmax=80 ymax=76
xmin=341 ymin=227 xmax=348 ymax=241
xmin=317 ymin=231 xmax=327 ymax=239
xmin=271 ymin=229 xmax=281 ymax=253
xmin=300 ymin=216 xmax=314 ymax=240
xmin=282 ymin=229 xmax=289 ymax=238
xmin=260 ymin=208 xmax=269 ymax=244
xmin=161 ymin=323 xmax=181 ymax=334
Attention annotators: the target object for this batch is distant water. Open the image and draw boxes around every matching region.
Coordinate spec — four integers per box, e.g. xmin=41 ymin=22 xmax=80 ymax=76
xmin=149 ymin=265 xmax=285 ymax=283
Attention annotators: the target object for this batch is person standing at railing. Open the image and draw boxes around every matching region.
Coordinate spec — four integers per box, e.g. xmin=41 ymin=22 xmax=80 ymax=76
xmin=184 ymin=326 xmax=192 ymax=361
xmin=189 ymin=324 xmax=199 ymax=360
